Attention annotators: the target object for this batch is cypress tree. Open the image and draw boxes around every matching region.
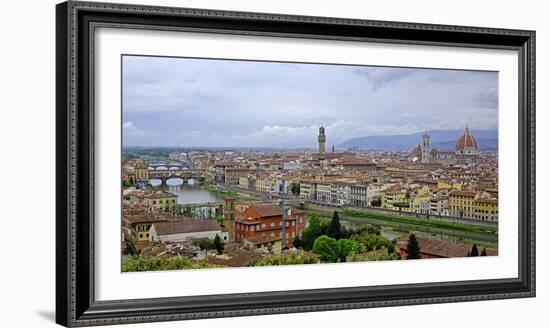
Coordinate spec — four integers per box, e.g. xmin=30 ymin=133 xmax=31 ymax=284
xmin=470 ymin=244 xmax=479 ymax=257
xmin=406 ymin=234 xmax=421 ymax=259
xmin=481 ymin=247 xmax=487 ymax=256
xmin=214 ymin=234 xmax=224 ymax=255
xmin=327 ymin=211 xmax=342 ymax=240
xmin=292 ymin=237 xmax=302 ymax=249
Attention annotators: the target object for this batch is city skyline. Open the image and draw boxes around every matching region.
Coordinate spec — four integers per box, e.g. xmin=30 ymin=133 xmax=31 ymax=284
xmin=123 ymin=55 xmax=498 ymax=148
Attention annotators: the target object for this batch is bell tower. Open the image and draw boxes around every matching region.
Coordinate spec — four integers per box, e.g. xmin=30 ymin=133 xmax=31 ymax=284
xmin=223 ymin=197 xmax=236 ymax=242
xmin=421 ymin=131 xmax=430 ymax=164
xmin=318 ymin=125 xmax=326 ymax=155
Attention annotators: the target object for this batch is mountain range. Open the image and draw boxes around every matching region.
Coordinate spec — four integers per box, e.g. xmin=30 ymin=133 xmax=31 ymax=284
xmin=338 ymin=129 xmax=498 ymax=151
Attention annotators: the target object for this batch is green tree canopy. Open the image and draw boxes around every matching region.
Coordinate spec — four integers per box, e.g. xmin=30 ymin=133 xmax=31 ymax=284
xmin=248 ymin=253 xmax=319 ymax=266
xmin=214 ymin=234 xmax=224 ymax=255
xmin=406 ymin=234 xmax=421 ymax=259
xmin=301 ymin=214 xmax=328 ymax=251
xmin=193 ymin=239 xmax=215 ymax=250
xmin=340 ymin=224 xmax=380 ymax=239
xmin=351 ymin=232 xmax=395 ymax=252
xmin=327 ymin=211 xmax=342 ymax=240
xmin=291 ymin=182 xmax=301 ymax=196
xmin=347 ymin=248 xmax=401 ymax=262
xmin=470 ymin=244 xmax=479 ymax=257
xmin=312 ymin=235 xmax=363 ymax=263
xmin=122 ymin=255 xmax=221 ymax=272
xmin=292 ymin=237 xmax=302 ymax=249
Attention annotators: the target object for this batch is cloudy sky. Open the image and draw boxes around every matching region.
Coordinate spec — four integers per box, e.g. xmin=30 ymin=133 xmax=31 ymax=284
xmin=122 ymin=55 xmax=498 ymax=148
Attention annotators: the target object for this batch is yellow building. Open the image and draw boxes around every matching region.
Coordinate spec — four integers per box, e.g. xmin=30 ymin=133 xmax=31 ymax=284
xmin=122 ymin=208 xmax=174 ymax=242
xmin=299 ymin=181 xmax=315 ymax=200
xmin=238 ymin=175 xmax=249 ymax=189
xmin=410 ymin=186 xmax=431 ymax=213
xmin=255 ymin=176 xmax=273 ymax=193
xmin=127 ymin=190 xmax=178 ymax=211
xmin=473 ymin=198 xmax=498 ymax=222
xmin=381 ymin=188 xmax=410 ymax=211
xmin=448 ymin=190 xmax=478 ymax=219
xmin=134 ymin=164 xmax=149 ymax=182
xmin=437 ymin=180 xmax=462 ymax=190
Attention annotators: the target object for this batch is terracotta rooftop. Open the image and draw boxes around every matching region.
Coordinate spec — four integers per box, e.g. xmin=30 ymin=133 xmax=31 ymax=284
xmin=449 ymin=190 xmax=478 ymax=197
xmin=123 ymin=211 xmax=184 ymax=224
xmin=397 ymin=235 xmax=498 ymax=258
xmin=205 ymin=249 xmax=262 ymax=267
xmin=152 ymin=220 xmax=222 ymax=236
xmin=244 ymin=204 xmax=282 ymax=218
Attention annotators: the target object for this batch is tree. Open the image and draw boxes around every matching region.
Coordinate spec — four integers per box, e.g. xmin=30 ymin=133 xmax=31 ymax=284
xmin=312 ymin=235 xmax=363 ymax=263
xmin=301 ymin=214 xmax=328 ymax=251
xmin=249 ymin=253 xmax=319 ymax=266
xmin=351 ymin=232 xmax=395 ymax=252
xmin=481 ymin=247 xmax=487 ymax=256
xmin=214 ymin=214 xmax=224 ymax=225
xmin=292 ymin=237 xmax=302 ymax=249
xmin=370 ymin=198 xmax=382 ymax=207
xmin=405 ymin=234 xmax=421 ymax=259
xmin=213 ymin=234 xmax=224 ymax=255
xmin=393 ymin=202 xmax=409 ymax=215
xmin=347 ymin=248 xmax=401 ymax=262
xmin=327 ymin=211 xmax=342 ymax=240
xmin=312 ymin=235 xmax=340 ymax=263
xmin=470 ymin=244 xmax=479 ymax=257
xmin=291 ymin=182 xmax=301 ymax=196
xmin=337 ymin=239 xmax=364 ymax=262
xmin=340 ymin=224 xmax=380 ymax=239
xmin=193 ymin=239 xmax=215 ymax=250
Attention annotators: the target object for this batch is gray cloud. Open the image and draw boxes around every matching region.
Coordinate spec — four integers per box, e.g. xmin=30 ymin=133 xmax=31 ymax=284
xmin=122 ymin=56 xmax=498 ymax=147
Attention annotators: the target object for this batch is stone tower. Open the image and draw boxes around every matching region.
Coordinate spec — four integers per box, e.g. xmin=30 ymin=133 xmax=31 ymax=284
xmin=223 ymin=197 xmax=236 ymax=242
xmin=318 ymin=126 xmax=326 ymax=155
xmin=421 ymin=131 xmax=430 ymax=164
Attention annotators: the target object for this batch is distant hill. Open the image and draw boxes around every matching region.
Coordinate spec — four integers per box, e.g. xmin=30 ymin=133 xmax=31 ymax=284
xmin=338 ymin=129 xmax=498 ymax=151
xmin=431 ymin=138 xmax=498 ymax=151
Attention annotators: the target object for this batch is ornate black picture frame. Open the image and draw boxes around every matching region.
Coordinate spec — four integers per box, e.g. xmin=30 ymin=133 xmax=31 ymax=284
xmin=56 ymin=1 xmax=535 ymax=326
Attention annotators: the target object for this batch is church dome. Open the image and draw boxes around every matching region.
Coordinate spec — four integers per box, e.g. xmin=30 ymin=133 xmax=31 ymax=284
xmin=455 ymin=125 xmax=478 ymax=151
xmin=410 ymin=144 xmax=421 ymax=158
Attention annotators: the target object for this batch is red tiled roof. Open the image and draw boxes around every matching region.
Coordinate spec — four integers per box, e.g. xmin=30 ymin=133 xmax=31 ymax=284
xmin=456 ymin=126 xmax=479 ymax=150
xmin=243 ymin=205 xmax=281 ymax=218
xmin=397 ymin=235 xmax=497 ymax=258
xmin=152 ymin=220 xmax=222 ymax=235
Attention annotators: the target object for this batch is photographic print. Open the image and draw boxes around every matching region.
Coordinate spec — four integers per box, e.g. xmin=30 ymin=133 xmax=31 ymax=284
xmin=121 ymin=55 xmax=499 ymax=272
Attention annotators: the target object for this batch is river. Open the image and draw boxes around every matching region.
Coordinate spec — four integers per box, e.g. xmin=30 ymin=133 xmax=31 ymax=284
xmin=341 ymin=216 xmax=498 ymax=248
xmin=149 ymin=178 xmax=225 ymax=205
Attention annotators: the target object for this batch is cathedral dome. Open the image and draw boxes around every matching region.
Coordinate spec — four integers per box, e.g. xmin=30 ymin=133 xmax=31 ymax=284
xmin=455 ymin=125 xmax=478 ymax=151
xmin=410 ymin=144 xmax=421 ymax=159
